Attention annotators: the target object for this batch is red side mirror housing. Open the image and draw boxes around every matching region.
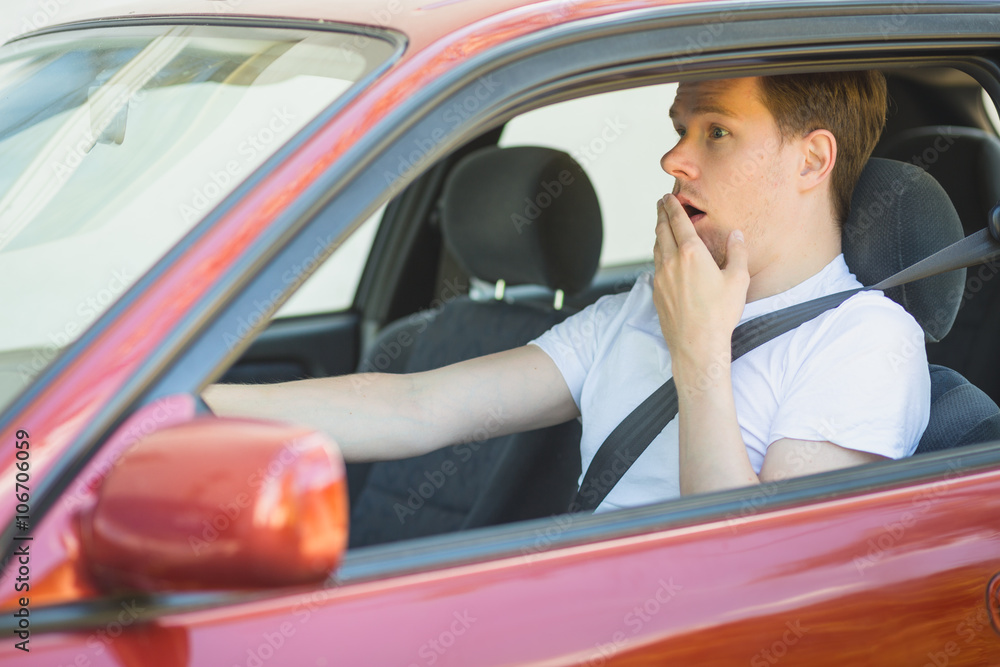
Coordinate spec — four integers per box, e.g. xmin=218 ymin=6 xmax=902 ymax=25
xmin=80 ymin=418 xmax=348 ymax=592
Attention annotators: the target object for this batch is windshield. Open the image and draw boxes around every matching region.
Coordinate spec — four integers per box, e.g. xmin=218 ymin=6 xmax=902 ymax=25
xmin=0 ymin=24 xmax=395 ymax=413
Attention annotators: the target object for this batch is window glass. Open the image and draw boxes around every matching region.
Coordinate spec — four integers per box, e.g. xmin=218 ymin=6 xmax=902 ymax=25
xmin=276 ymin=205 xmax=382 ymax=317
xmin=0 ymin=24 xmax=395 ymax=412
xmin=499 ymin=83 xmax=679 ymax=267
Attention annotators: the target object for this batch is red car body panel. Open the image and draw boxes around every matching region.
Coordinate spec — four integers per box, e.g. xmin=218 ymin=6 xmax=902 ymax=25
xmin=12 ymin=472 xmax=1000 ymax=665
xmin=2 ymin=0 xmax=1000 ymax=665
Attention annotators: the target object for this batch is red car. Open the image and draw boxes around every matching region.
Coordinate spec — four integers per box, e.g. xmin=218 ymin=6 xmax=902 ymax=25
xmin=2 ymin=0 xmax=1000 ymax=665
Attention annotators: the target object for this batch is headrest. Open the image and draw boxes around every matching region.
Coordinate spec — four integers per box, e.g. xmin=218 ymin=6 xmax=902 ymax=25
xmin=842 ymin=158 xmax=966 ymax=343
xmin=439 ymin=146 xmax=602 ymax=295
xmin=875 ymin=126 xmax=1000 ymax=236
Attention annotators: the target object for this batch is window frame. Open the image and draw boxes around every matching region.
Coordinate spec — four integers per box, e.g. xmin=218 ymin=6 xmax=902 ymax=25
xmin=12 ymin=3 xmax=1000 ymax=633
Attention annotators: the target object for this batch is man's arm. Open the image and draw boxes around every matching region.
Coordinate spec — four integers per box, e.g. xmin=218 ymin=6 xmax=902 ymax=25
xmin=203 ymin=344 xmax=579 ymax=463
xmin=759 ymin=438 xmax=887 ymax=483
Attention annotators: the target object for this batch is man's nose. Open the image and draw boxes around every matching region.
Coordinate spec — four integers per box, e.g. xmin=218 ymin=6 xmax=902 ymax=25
xmin=660 ymin=140 xmax=698 ymax=181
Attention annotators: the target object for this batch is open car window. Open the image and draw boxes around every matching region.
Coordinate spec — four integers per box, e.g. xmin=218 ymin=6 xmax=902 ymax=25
xmin=499 ymin=83 xmax=678 ymax=269
xmin=228 ymin=64 xmax=1000 ymax=555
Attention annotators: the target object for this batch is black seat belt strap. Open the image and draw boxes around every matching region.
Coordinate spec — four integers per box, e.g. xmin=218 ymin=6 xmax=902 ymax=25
xmin=573 ymin=227 xmax=1000 ymax=513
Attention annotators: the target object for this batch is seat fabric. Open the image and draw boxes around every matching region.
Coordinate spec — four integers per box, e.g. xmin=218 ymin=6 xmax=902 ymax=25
xmin=347 ymin=146 xmax=599 ymax=548
xmin=875 ymin=126 xmax=1000 ymax=404
xmin=917 ymin=365 xmax=1000 ymax=454
xmin=844 ymin=157 xmax=1000 ymax=452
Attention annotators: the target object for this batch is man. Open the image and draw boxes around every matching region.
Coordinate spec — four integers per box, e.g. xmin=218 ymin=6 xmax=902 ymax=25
xmin=205 ymin=72 xmax=930 ymax=513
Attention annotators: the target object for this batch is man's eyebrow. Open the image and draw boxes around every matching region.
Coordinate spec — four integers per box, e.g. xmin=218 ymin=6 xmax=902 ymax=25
xmin=668 ymin=102 xmax=739 ymax=120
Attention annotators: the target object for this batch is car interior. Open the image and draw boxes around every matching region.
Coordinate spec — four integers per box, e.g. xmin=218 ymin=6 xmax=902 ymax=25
xmin=218 ymin=65 xmax=1000 ymax=549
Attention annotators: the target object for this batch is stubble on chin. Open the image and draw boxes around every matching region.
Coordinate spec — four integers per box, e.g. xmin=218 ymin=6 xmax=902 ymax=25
xmin=696 ymin=225 xmax=729 ymax=267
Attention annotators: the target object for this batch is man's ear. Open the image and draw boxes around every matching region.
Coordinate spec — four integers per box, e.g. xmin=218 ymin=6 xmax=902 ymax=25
xmin=797 ymin=128 xmax=836 ymax=192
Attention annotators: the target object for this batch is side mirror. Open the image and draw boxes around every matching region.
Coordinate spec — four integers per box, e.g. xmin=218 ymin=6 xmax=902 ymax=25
xmin=80 ymin=418 xmax=348 ymax=592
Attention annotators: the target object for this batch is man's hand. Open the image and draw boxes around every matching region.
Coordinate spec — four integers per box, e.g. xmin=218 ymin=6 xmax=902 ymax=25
xmin=652 ymin=193 xmax=756 ymax=495
xmin=652 ymin=193 xmax=749 ymax=374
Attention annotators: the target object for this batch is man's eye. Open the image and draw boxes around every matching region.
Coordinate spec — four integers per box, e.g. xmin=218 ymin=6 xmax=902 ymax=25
xmin=675 ymin=127 xmax=685 ymax=138
xmin=710 ymin=127 xmax=730 ymax=139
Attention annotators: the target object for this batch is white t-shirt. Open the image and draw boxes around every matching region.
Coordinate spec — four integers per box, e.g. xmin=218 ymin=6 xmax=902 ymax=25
xmin=530 ymin=254 xmax=931 ymax=513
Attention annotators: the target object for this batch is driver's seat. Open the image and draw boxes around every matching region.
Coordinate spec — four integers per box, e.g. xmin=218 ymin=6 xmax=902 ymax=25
xmin=842 ymin=157 xmax=1000 ymax=453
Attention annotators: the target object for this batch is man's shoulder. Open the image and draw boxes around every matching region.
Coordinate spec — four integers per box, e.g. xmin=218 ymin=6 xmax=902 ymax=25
xmin=799 ymin=289 xmax=926 ymax=360
xmin=580 ymin=271 xmax=656 ymax=325
xmin=832 ymin=290 xmax=922 ymax=332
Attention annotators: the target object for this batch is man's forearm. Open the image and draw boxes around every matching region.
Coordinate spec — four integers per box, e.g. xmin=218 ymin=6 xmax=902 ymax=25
xmin=673 ymin=353 xmax=759 ymax=495
xmin=203 ymin=373 xmax=441 ymax=463
xmin=202 ymin=346 xmax=579 ymax=465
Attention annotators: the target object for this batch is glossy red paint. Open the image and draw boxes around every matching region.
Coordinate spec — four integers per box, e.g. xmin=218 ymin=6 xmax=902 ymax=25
xmin=10 ymin=470 xmax=1000 ymax=665
xmin=81 ymin=418 xmax=347 ymax=592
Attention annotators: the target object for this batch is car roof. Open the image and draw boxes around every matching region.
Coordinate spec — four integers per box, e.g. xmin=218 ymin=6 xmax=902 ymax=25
xmin=5 ymin=0 xmax=713 ymax=51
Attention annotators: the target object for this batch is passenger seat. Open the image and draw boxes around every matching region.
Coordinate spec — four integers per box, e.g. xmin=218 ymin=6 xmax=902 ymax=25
xmin=347 ymin=146 xmax=601 ymax=548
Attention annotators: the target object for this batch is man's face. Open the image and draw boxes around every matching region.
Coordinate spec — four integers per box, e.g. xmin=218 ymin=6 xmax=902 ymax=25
xmin=662 ymin=77 xmax=799 ymax=271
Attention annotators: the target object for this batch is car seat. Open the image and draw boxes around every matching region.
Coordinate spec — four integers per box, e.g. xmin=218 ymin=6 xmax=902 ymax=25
xmin=347 ymin=146 xmax=601 ymax=548
xmin=842 ymin=157 xmax=1000 ymax=453
xmin=874 ymin=126 xmax=1000 ymax=405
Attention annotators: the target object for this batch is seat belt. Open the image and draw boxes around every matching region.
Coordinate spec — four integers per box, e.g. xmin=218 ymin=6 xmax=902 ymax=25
xmin=573 ymin=226 xmax=1000 ymax=513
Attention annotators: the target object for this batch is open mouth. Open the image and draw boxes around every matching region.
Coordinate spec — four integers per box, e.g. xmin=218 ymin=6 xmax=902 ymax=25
xmin=682 ymin=204 xmax=706 ymax=222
